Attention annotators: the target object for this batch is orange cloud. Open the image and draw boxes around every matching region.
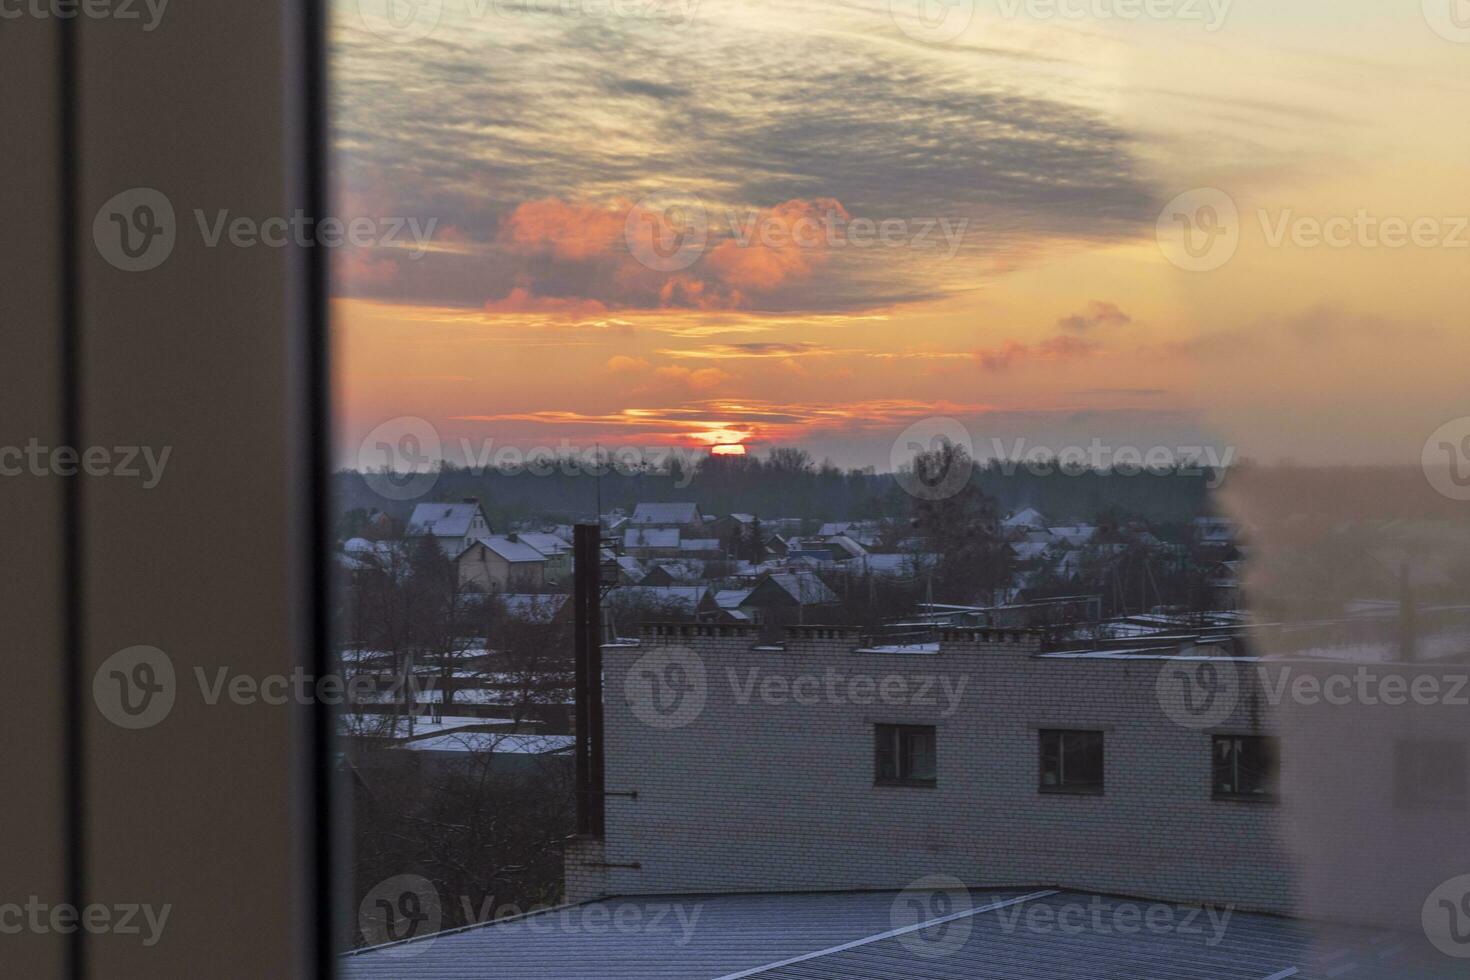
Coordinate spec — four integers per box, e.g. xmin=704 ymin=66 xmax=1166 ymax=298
xmin=483 ymin=286 xmax=608 ymax=317
xmin=489 ymin=196 xmax=852 ymax=315
xmin=607 ymin=355 xmax=651 ymax=372
xmin=704 ymin=198 xmax=849 ymax=291
xmin=498 ymin=198 xmax=627 ymax=260
xmin=976 ymin=334 xmax=1099 ymax=371
xmin=655 ymin=365 xmax=732 ymax=391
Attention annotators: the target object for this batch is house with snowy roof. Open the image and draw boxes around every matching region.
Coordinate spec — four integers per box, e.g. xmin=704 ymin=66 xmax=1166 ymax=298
xmin=406 ymin=498 xmax=493 ymax=557
xmin=630 ymin=501 xmax=705 ymax=530
xmin=457 ymin=534 xmax=548 ymax=593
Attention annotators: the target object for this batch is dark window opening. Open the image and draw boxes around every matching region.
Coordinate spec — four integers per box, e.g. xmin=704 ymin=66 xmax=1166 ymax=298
xmin=1213 ymin=735 xmax=1280 ymax=801
xmin=875 ymin=724 xmax=937 ymax=787
xmin=1040 ymin=729 xmax=1104 ymax=795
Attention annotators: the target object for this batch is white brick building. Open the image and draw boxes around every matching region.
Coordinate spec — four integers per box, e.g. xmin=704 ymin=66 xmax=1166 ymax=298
xmin=568 ymin=622 xmax=1470 ymax=933
xmin=568 ymin=623 xmax=1291 ymax=913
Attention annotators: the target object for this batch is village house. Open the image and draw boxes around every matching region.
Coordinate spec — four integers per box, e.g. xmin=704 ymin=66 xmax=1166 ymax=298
xmin=622 ymin=526 xmax=681 ymax=559
xmin=406 ymin=498 xmax=493 ymax=557
xmin=513 ymin=531 xmax=574 ymax=583
xmin=457 ymin=534 xmax=548 ymax=593
xmin=629 ymin=501 xmax=705 ymax=530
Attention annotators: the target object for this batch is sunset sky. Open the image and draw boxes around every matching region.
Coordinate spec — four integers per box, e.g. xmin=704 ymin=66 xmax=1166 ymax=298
xmin=331 ymin=0 xmax=1470 ymax=472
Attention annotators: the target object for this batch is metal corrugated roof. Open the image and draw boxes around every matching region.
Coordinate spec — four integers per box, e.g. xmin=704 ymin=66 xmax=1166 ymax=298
xmin=339 ymin=888 xmax=1458 ymax=980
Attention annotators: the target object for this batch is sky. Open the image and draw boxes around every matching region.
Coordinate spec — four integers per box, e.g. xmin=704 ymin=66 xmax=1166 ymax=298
xmin=331 ymin=0 xmax=1470 ymax=473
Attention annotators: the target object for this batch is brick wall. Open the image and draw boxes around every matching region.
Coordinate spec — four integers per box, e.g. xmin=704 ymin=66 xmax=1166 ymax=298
xmin=571 ymin=623 xmax=1470 ymax=929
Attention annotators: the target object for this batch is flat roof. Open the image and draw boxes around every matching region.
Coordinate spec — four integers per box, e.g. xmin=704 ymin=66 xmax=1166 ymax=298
xmin=339 ymin=888 xmax=1454 ymax=979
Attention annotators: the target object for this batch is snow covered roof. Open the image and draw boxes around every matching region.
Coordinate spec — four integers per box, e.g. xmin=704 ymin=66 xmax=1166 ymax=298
xmin=1003 ymin=507 xmax=1048 ymax=529
xmin=1048 ymin=524 xmax=1098 ymax=547
xmin=407 ymin=501 xmax=486 ymax=539
xmin=824 ymin=534 xmax=869 ymax=558
xmin=515 ymin=531 xmax=572 ymax=556
xmin=631 ymin=502 xmax=702 ymax=525
xmin=475 ymin=535 xmax=548 ymax=563
xmin=763 ymin=571 xmax=839 ymax=605
xmin=340 ymin=715 xmax=517 ymax=740
xmin=400 ymin=733 xmax=575 ymax=754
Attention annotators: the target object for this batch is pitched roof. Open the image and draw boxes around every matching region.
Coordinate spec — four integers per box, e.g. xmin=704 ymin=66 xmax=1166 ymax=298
xmin=631 ymin=502 xmax=702 ymax=525
xmin=1003 ymin=506 xmax=1048 ymax=528
xmin=1048 ymin=524 xmax=1098 ymax=547
xmin=407 ymin=502 xmax=485 ymax=538
xmin=515 ymin=531 xmax=572 ymax=556
xmin=713 ymin=588 xmax=754 ymax=608
xmin=824 ymin=534 xmax=868 ymax=558
xmin=475 ymin=535 xmax=547 ymax=563
xmin=763 ymin=570 xmax=838 ymax=605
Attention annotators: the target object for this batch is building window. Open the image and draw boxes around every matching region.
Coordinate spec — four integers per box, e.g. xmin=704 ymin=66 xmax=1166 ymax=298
xmin=1396 ymin=740 xmax=1467 ymax=810
xmin=874 ymin=724 xmax=936 ymax=787
xmin=1213 ymin=735 xmax=1280 ymax=801
xmin=1039 ymin=729 xmax=1104 ymax=794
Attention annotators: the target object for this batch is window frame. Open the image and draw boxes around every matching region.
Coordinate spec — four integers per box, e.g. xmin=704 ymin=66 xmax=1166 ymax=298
xmin=874 ymin=723 xmax=938 ymax=788
xmin=11 ymin=2 xmax=334 ymax=977
xmin=1038 ymin=728 xmax=1105 ymax=796
xmin=1211 ymin=734 xmax=1281 ymax=803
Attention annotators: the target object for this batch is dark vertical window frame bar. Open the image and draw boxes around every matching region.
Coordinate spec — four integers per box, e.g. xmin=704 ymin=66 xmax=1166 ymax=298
xmin=297 ymin=0 xmax=336 ymax=974
xmin=58 ymin=11 xmax=85 ymax=980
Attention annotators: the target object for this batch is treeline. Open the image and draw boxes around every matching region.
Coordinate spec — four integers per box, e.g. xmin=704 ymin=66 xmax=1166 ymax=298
xmin=337 ymin=446 xmax=1224 ymax=532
